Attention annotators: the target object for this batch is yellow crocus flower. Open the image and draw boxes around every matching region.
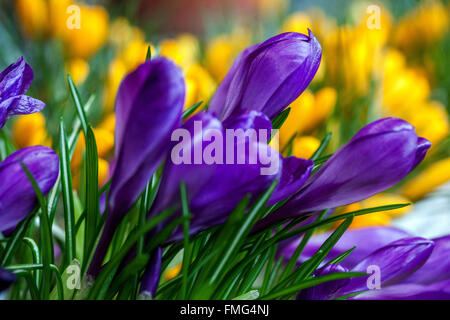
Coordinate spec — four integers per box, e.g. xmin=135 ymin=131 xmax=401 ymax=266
xmin=71 ymin=128 xmax=114 ymax=169
xmin=184 ymin=64 xmax=216 ymax=110
xmin=15 ymin=0 xmax=49 ymax=38
xmin=159 ymin=34 xmax=199 ymax=70
xmin=98 ymin=158 xmax=110 ymax=187
xmin=61 ymin=3 xmax=109 ymax=59
xmin=204 ymin=28 xmax=250 ymax=82
xmin=279 ymin=88 xmax=337 ymax=147
xmin=99 ymin=113 xmax=116 ymax=134
xmin=12 ymin=113 xmax=51 ymax=148
xmin=164 ymin=264 xmax=182 ymax=282
xmin=394 ymin=1 xmax=449 ymax=50
xmin=292 ymin=136 xmax=320 ymax=159
xmin=66 ymin=58 xmax=89 ymax=85
xmin=403 ymin=158 xmax=450 ymax=200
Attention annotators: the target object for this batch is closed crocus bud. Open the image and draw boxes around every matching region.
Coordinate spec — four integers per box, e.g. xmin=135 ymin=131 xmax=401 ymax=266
xmin=88 ymin=57 xmax=185 ymax=277
xmin=256 ymin=118 xmax=431 ymax=229
xmin=0 ymin=146 xmax=59 ymax=234
xmin=339 ymin=237 xmax=435 ymax=296
xmin=0 ymin=268 xmax=17 ymax=293
xmin=0 ymin=57 xmax=45 ymax=130
xmin=209 ymin=30 xmax=322 ymax=121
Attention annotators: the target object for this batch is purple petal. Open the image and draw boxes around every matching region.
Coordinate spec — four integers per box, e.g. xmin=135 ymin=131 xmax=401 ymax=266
xmin=402 ymin=235 xmax=450 ymax=285
xmin=350 ymin=282 xmax=450 ymax=300
xmin=151 ymin=111 xmax=281 ymax=242
xmin=0 ymin=267 xmax=17 ymax=293
xmin=258 ymin=118 xmax=430 ymax=228
xmin=209 ymin=30 xmax=322 ymax=121
xmin=297 ymin=264 xmax=350 ymax=300
xmin=269 ymin=156 xmax=313 ymax=205
xmin=88 ymin=58 xmax=185 ymax=277
xmin=0 ymin=146 xmax=59 ymax=233
xmin=0 ymin=57 xmax=33 ymax=100
xmin=140 ymin=247 xmax=162 ymax=298
xmin=339 ymin=237 xmax=434 ymax=296
xmin=279 ymin=227 xmax=411 ymax=269
xmin=412 ymin=137 xmax=432 ymax=170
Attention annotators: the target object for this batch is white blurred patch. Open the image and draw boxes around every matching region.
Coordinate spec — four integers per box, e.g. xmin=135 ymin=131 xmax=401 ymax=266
xmin=393 ymin=183 xmax=450 ymax=238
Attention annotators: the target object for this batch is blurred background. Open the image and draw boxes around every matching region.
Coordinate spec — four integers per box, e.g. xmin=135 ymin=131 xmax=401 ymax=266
xmin=0 ymin=0 xmax=449 ymax=236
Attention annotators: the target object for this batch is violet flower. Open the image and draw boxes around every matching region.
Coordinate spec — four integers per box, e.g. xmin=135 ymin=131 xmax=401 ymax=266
xmin=0 ymin=146 xmax=59 ymax=234
xmin=256 ymin=118 xmax=431 ymax=230
xmin=0 ymin=57 xmax=45 ymax=129
xmin=283 ymin=227 xmax=450 ymax=300
xmin=88 ymin=57 xmax=185 ymax=277
xmin=0 ymin=267 xmax=16 ymax=293
xmin=209 ymin=30 xmax=322 ymax=121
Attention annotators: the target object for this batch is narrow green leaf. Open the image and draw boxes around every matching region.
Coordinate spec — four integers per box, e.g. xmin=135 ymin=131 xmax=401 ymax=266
xmin=311 ymin=132 xmax=332 ymax=161
xmin=182 ymin=101 xmax=203 ymax=120
xmin=180 ymin=181 xmax=192 ymax=299
xmin=59 ymin=120 xmax=76 ymax=267
xmin=272 ymin=108 xmax=291 ymax=130
xmin=146 ymin=46 xmax=152 ymax=61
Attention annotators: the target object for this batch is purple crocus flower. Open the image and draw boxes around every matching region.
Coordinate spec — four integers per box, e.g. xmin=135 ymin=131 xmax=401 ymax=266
xmin=0 ymin=146 xmax=59 ymax=234
xmin=209 ymin=30 xmax=322 ymax=121
xmin=0 ymin=267 xmax=16 ymax=293
xmin=283 ymin=227 xmax=450 ymax=300
xmin=255 ymin=118 xmax=431 ymax=230
xmin=0 ymin=57 xmax=45 ymax=129
xmin=88 ymin=57 xmax=185 ymax=277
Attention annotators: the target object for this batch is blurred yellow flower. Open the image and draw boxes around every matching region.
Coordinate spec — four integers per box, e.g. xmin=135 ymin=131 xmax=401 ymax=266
xmin=341 ymin=193 xmax=412 ymax=229
xmin=66 ymin=58 xmax=89 ymax=85
xmin=279 ymin=88 xmax=337 ymax=147
xmin=164 ymin=263 xmax=182 ymax=282
xmin=291 ymin=136 xmax=320 ymax=159
xmin=71 ymin=128 xmax=114 ymax=169
xmin=103 ymin=36 xmax=152 ymax=113
xmin=16 ymin=0 xmax=109 ymax=59
xmin=12 ymin=113 xmax=51 ymax=148
xmin=394 ymin=1 xmax=449 ymax=51
xmin=184 ymin=64 xmax=216 ymax=110
xmin=61 ymin=3 xmax=109 ymax=59
xmin=98 ymin=158 xmax=110 ymax=187
xmin=15 ymin=0 xmax=49 ymax=38
xmin=403 ymin=158 xmax=450 ymax=200
xmin=204 ymin=28 xmax=250 ymax=82
xmin=98 ymin=113 xmax=116 ymax=134
xmin=159 ymin=34 xmax=199 ymax=70
xmin=109 ymin=17 xmax=145 ymax=50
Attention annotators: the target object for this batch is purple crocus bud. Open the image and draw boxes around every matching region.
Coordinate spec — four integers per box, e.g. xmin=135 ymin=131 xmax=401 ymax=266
xmin=209 ymin=30 xmax=322 ymax=121
xmin=140 ymin=247 xmax=162 ymax=298
xmin=256 ymin=118 xmax=431 ymax=229
xmin=150 ymin=111 xmax=281 ymax=242
xmin=279 ymin=227 xmax=411 ymax=269
xmin=402 ymin=235 xmax=450 ymax=285
xmin=0 ymin=267 xmax=16 ymax=293
xmin=297 ymin=264 xmax=350 ymax=300
xmin=0 ymin=57 xmax=45 ymax=129
xmin=0 ymin=146 xmax=59 ymax=234
xmin=88 ymin=57 xmax=185 ymax=277
xmin=339 ymin=237 xmax=434 ymax=296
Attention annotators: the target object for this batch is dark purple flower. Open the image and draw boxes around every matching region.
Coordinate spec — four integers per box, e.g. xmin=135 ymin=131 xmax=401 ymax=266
xmin=150 ymin=110 xmax=282 ymax=242
xmin=0 ymin=57 xmax=45 ymax=129
xmin=0 ymin=267 xmax=16 ymax=293
xmin=140 ymin=247 xmax=162 ymax=298
xmin=209 ymin=30 xmax=322 ymax=121
xmin=88 ymin=57 xmax=185 ymax=277
xmin=256 ymin=118 xmax=431 ymax=230
xmin=290 ymin=227 xmax=450 ymax=300
xmin=0 ymin=146 xmax=59 ymax=234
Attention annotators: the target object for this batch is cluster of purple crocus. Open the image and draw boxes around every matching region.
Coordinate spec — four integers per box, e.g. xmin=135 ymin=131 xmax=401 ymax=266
xmin=0 ymin=57 xmax=59 ymax=292
xmin=0 ymin=30 xmax=444 ymax=299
